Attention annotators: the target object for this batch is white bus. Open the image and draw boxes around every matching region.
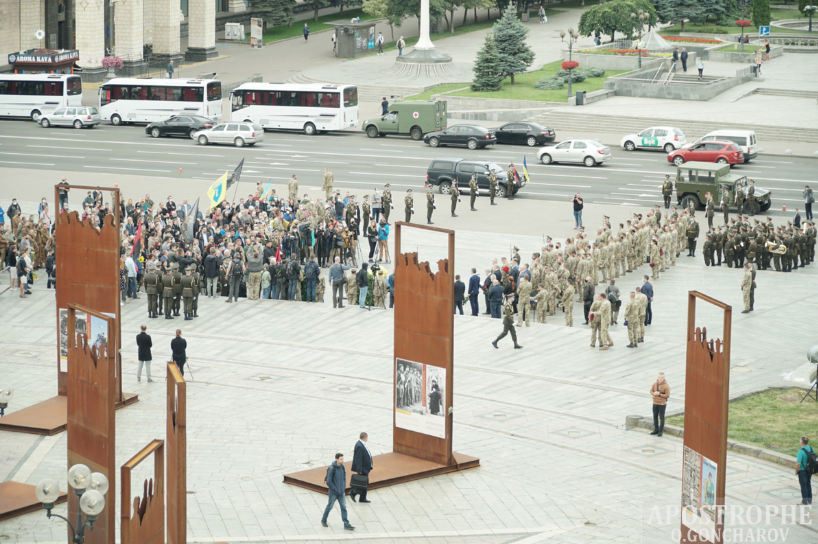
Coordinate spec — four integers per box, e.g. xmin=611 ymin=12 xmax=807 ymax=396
xmin=98 ymin=78 xmax=223 ymax=125
xmin=229 ymin=83 xmax=358 ymax=135
xmin=0 ymin=73 xmax=83 ymax=121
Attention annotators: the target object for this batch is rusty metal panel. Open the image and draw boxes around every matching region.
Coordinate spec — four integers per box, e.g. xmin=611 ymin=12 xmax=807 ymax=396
xmin=66 ymin=305 xmax=116 ymax=544
xmin=121 ymin=440 xmax=165 ymax=544
xmin=393 ymin=223 xmax=455 ymax=466
xmin=680 ymin=291 xmax=731 ymax=544
xmin=166 ymin=364 xmax=186 ymax=544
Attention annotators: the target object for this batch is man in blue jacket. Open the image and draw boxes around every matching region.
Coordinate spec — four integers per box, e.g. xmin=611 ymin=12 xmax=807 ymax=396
xmin=641 ymin=275 xmax=654 ymax=326
xmin=321 ymin=453 xmax=354 ymax=530
xmin=350 ymin=432 xmax=373 ymax=503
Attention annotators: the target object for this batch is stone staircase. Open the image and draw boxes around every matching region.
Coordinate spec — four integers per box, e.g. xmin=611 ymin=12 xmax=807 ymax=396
xmin=284 ymin=72 xmax=435 ymax=102
xmin=750 ymin=88 xmax=818 ymax=99
xmin=531 ymin=110 xmax=818 ymax=143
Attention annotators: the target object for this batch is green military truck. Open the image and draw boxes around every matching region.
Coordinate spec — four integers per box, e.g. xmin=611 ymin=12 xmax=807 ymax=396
xmin=674 ymin=161 xmax=772 ymax=214
xmin=362 ymin=100 xmax=447 ymax=140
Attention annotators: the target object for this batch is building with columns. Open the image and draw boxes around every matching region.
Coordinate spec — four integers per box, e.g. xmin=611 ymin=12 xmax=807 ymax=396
xmin=1 ymin=0 xmax=241 ymax=79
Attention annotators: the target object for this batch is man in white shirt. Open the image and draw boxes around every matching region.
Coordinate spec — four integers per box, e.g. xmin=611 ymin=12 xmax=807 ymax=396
xmin=371 ymin=189 xmax=382 ymax=224
xmin=125 ymin=253 xmax=139 ymax=301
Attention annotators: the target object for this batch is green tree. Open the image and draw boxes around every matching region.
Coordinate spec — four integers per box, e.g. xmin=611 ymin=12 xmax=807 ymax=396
xmin=363 ymin=0 xmax=404 ymax=39
xmin=655 ymin=0 xmax=703 ymax=32
xmin=694 ymin=0 xmax=726 ymax=24
xmin=798 ymin=0 xmax=810 ymax=14
xmin=578 ymin=2 xmax=632 ymax=42
xmin=751 ymin=0 xmax=771 ymax=26
xmin=388 ymin=0 xmax=447 ymax=35
xmin=254 ymin=0 xmax=297 ymax=27
xmin=492 ymin=2 xmax=534 ymax=84
xmin=442 ymin=0 xmax=465 ymax=33
xmin=471 ymin=34 xmax=504 ymax=91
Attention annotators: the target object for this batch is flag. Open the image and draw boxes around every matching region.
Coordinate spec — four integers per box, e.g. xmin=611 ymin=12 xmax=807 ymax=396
xmin=227 ymin=158 xmax=244 ymax=189
xmin=207 ymin=171 xmax=229 ymax=207
xmin=132 ymin=220 xmax=143 ymax=258
xmin=522 ymin=156 xmax=531 ymax=183
xmin=184 ymin=197 xmax=199 ymax=244
xmin=261 ymin=180 xmax=272 ymax=199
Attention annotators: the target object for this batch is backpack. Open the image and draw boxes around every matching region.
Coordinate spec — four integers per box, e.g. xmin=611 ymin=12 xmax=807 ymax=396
xmin=803 ymin=447 xmax=818 ymax=475
xmin=230 ymin=259 xmax=243 ymax=278
xmin=323 ymin=464 xmax=335 ymax=485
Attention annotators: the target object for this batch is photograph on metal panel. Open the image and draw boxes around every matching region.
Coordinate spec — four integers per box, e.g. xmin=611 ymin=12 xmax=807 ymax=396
xmin=396 ymin=360 xmax=423 ymax=412
xmin=395 ymin=358 xmax=447 ymax=439
xmin=89 ymin=316 xmax=109 ymax=352
xmin=59 ymin=308 xmax=87 ymax=358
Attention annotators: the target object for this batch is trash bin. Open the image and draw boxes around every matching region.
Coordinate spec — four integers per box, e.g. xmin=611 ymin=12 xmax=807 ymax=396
xmin=750 ymin=65 xmax=758 ymax=76
xmin=575 ymin=90 xmax=586 ymax=105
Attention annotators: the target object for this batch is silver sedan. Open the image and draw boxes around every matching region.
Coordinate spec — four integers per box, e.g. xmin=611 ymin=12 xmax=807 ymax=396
xmin=537 ymin=139 xmax=611 ymax=167
xmin=193 ymin=122 xmax=264 ymax=147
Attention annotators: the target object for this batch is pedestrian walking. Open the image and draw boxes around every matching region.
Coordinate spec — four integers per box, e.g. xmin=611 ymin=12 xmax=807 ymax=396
xmin=572 ymin=193 xmax=583 ymax=229
xmin=650 ymin=372 xmax=670 ymax=436
xmin=331 ymin=33 xmax=336 ymax=52
xmin=582 ymin=276 xmax=594 ymax=324
xmin=350 ymin=432 xmax=373 ymax=503
xmin=804 ymin=185 xmax=814 ymax=221
xmin=303 ymin=23 xmax=310 ymax=42
xmin=672 ymin=47 xmax=679 ymax=72
xmin=170 ymin=329 xmax=187 ymax=378
xmin=697 ymin=57 xmax=704 ymax=80
xmin=641 ymin=275 xmax=654 ymax=326
xmin=320 ymin=453 xmax=355 ymax=530
xmin=680 ymin=47 xmax=688 ymax=72
xmin=492 ymin=295 xmax=522 ymax=349
xmin=454 ymin=275 xmax=465 ymax=315
xmin=796 ymin=436 xmax=815 ymax=505
xmin=376 ymin=32 xmax=384 ymax=55
xmin=397 ymin=36 xmax=405 ymax=56
xmin=136 ymin=325 xmax=153 ymax=382
xmin=539 ymin=5 xmax=546 ymax=23
xmin=166 ymin=61 xmax=174 ymax=79
xmin=764 ymin=39 xmax=770 ymax=61
xmin=754 ymin=49 xmax=763 ymax=75
xmin=381 ymin=96 xmax=389 ymax=115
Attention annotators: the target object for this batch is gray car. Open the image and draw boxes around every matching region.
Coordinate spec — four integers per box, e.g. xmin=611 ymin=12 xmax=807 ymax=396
xmin=193 ymin=122 xmax=264 ymax=147
xmin=40 ymin=106 xmax=101 ymax=129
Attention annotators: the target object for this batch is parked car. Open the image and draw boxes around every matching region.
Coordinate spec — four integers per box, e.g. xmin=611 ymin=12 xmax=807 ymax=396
xmin=193 ymin=122 xmax=264 ymax=147
xmin=423 ymin=125 xmax=496 ymax=150
xmin=145 ymin=115 xmax=214 ymax=138
xmin=537 ymin=139 xmax=611 ymax=167
xmin=494 ymin=122 xmax=556 ymax=147
xmin=667 ymin=141 xmax=743 ymax=167
xmin=40 ymin=106 xmax=101 ymax=129
xmin=426 ymin=158 xmax=522 ymax=197
xmin=674 ymin=161 xmax=771 ymax=213
xmin=682 ymin=130 xmax=758 ymax=162
xmin=620 ymin=126 xmax=685 ymax=153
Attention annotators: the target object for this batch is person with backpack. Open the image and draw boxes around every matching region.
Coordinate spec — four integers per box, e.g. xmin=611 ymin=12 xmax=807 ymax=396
xmin=304 ymin=254 xmax=320 ymax=302
xmin=320 ymin=453 xmax=354 ymax=530
xmin=225 ymin=253 xmax=244 ymax=303
xmin=287 ymin=257 xmax=301 ymax=301
xmin=797 ymin=436 xmax=815 ymax=505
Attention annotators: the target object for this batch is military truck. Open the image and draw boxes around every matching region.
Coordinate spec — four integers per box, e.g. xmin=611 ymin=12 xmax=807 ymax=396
xmin=674 ymin=161 xmax=772 ymax=214
xmin=362 ymin=100 xmax=447 ymax=140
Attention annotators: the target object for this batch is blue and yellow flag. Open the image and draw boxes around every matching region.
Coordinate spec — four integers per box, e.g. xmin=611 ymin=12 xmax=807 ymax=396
xmin=522 ymin=156 xmax=531 ymax=183
xmin=261 ymin=180 xmax=272 ymax=199
xmin=207 ymin=171 xmax=229 ymax=207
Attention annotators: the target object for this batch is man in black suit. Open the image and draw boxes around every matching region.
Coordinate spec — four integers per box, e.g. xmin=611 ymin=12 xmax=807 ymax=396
xmin=136 ymin=325 xmax=153 ymax=382
xmin=170 ymin=329 xmax=187 ymax=377
xmin=680 ymin=47 xmax=688 ymax=72
xmin=468 ymin=268 xmax=481 ymax=316
xmin=453 ymin=275 xmax=465 ymax=315
xmin=794 ymin=209 xmax=802 ymax=229
xmin=350 ymin=432 xmax=373 ymax=503
xmin=482 ymin=269 xmax=493 ymax=315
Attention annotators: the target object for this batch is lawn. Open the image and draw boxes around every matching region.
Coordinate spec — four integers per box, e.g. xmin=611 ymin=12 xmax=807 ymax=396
xmin=714 ymin=43 xmax=764 ymax=52
xmin=262 ymin=8 xmax=380 ymax=43
xmin=665 ymin=388 xmax=818 ymax=458
xmin=405 ymin=60 xmax=625 ymax=103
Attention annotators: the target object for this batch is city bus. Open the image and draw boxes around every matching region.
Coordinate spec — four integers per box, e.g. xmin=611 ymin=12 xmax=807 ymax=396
xmin=0 ymin=73 xmax=83 ymax=121
xmin=98 ymin=78 xmax=222 ymax=125
xmin=229 ymin=83 xmax=358 ymax=135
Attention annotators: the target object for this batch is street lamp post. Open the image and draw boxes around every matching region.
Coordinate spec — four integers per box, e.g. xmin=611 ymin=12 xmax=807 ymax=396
xmin=806 ymin=6 xmax=817 ymax=33
xmin=740 ymin=0 xmax=746 ymax=51
xmin=0 ymin=382 xmax=13 ymax=417
xmin=631 ymin=10 xmax=647 ymax=70
xmin=561 ymin=29 xmax=579 ymax=98
xmin=36 ymin=465 xmax=109 ymax=544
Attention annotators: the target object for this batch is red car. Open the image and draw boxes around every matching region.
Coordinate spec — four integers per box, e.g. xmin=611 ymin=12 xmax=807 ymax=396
xmin=667 ymin=140 xmax=744 ymax=166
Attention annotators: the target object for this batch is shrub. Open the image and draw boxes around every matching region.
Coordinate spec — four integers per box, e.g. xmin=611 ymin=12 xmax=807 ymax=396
xmin=587 ymin=67 xmax=606 ymax=77
xmin=534 ymin=77 xmax=565 ymax=90
xmin=555 ymin=69 xmax=585 ymax=83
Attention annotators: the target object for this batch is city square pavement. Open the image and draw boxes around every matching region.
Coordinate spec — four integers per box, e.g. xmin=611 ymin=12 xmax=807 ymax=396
xmin=1 ymin=216 xmax=816 ymax=543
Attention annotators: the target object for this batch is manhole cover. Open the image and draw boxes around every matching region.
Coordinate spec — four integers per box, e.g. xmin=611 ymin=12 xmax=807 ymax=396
xmin=493 ymin=414 xmax=507 ymax=419
xmin=338 ymin=387 xmax=352 ymax=392
xmin=259 ymin=376 xmax=271 ymax=380
xmin=642 ymin=449 xmax=655 ymax=454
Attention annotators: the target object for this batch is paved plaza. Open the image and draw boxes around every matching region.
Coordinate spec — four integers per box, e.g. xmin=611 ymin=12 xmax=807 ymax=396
xmin=1 ymin=221 xmax=817 ymax=544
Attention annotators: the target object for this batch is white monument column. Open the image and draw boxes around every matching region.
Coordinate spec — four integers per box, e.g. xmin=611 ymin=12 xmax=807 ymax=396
xmin=415 ymin=0 xmax=434 ymax=50
xmin=75 ymin=0 xmax=106 ymax=77
xmin=152 ymin=0 xmax=182 ymax=64
xmin=115 ymin=0 xmax=146 ymax=74
xmin=185 ymin=0 xmax=218 ymax=62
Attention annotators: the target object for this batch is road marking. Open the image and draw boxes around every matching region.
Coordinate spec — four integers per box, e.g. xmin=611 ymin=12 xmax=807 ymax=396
xmin=535 ymin=173 xmax=608 ymax=180
xmin=264 ymin=149 xmax=431 ymax=160
xmin=137 ymin=150 xmax=223 ymax=157
xmin=359 ymin=147 xmax=402 ymax=153
xmin=28 ymin=145 xmax=112 ymax=151
xmin=0 ymin=160 xmax=55 ymax=165
xmin=0 ymin=151 xmax=82 ymax=159
xmin=375 ymin=164 xmax=429 ymax=169
xmin=526 ymin=182 xmax=591 ymax=188
xmin=350 ymin=171 xmax=419 ymax=178
xmin=261 ymin=143 xmax=293 ymax=147
xmin=608 ymin=157 xmax=664 ymax=162
xmin=233 ymin=165 xmax=321 ymax=172
xmin=603 ymin=162 xmax=643 ymax=166
xmin=49 ymin=132 xmax=87 ymax=135
xmin=110 ymin=158 xmax=197 ymax=165
xmin=754 ymin=159 xmax=793 ymax=164
xmin=84 ymin=166 xmax=171 ymax=172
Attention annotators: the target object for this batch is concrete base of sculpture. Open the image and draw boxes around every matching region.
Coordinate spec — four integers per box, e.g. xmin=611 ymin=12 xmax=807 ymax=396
xmin=391 ymin=48 xmax=458 ymax=78
xmin=185 ymin=46 xmax=219 ymax=62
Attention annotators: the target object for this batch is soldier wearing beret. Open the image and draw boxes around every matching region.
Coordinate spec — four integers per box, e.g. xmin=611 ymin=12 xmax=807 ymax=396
xmin=171 ymin=262 xmax=183 ymax=316
xmin=181 ymin=266 xmax=195 ymax=320
xmin=143 ymin=262 xmax=160 ymax=318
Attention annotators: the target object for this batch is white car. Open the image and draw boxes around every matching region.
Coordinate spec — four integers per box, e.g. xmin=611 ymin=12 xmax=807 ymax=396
xmin=537 ymin=139 xmax=611 ymax=167
xmin=620 ymin=127 xmax=685 ymax=153
xmin=40 ymin=106 xmax=101 ymax=129
xmin=193 ymin=122 xmax=264 ymax=147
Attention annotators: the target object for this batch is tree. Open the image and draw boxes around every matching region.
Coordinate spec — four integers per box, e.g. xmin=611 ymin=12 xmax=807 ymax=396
xmin=254 ymin=0 xmax=297 ymax=28
xmin=492 ymin=2 xmax=534 ymax=84
xmin=799 ymin=0 xmax=810 ymax=14
xmin=363 ymin=0 xmax=404 ymax=40
xmin=388 ymin=0 xmax=447 ymax=35
xmin=578 ymin=2 xmax=632 ymax=42
xmin=751 ymin=0 xmax=771 ymax=26
xmin=471 ymin=34 xmax=504 ymax=91
xmin=442 ymin=0 xmax=465 ymax=33
xmin=694 ymin=0 xmax=726 ymax=24
xmin=311 ymin=0 xmax=332 ymax=22
xmin=655 ymin=0 xmax=703 ymax=32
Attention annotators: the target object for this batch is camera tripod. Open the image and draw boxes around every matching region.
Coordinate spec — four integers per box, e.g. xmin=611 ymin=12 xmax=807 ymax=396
xmin=800 ymin=364 xmax=818 ymax=403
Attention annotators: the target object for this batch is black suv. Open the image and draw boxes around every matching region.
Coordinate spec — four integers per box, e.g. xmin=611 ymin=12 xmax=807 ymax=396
xmin=426 ymin=158 xmax=523 ymax=197
xmin=145 ymin=115 xmax=214 ymax=138
xmin=423 ymin=125 xmax=497 ymax=150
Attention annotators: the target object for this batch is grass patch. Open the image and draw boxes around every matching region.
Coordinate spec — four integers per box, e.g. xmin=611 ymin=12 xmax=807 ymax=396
xmin=665 ymin=388 xmax=818 ymax=458
xmin=770 ymin=8 xmax=808 ymax=20
xmin=714 ymin=43 xmax=764 ymax=52
xmin=262 ymin=8 xmax=380 ymax=43
xmin=406 ymin=60 xmax=624 ymax=103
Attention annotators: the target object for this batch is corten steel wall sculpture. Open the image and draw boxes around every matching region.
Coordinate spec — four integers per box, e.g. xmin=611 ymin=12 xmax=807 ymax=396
xmin=393 ymin=223 xmax=456 ymax=465
xmin=121 ymin=440 xmax=165 ymax=544
xmin=166 ymin=364 xmax=187 ymax=544
xmin=66 ymin=304 xmax=116 ymax=544
xmin=680 ymin=292 xmax=731 ymax=544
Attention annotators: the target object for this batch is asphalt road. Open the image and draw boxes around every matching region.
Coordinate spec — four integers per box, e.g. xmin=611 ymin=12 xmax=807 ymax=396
xmin=1 ymin=118 xmax=815 ymax=214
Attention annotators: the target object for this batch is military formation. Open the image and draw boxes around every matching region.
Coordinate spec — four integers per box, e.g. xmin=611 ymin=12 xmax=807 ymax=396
xmin=143 ymin=261 xmax=200 ymax=320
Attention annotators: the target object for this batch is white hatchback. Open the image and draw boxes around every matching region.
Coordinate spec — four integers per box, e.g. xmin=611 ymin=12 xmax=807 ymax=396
xmin=193 ymin=122 xmax=264 ymax=147
xmin=537 ymin=139 xmax=611 ymax=167
xmin=620 ymin=127 xmax=685 ymax=153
